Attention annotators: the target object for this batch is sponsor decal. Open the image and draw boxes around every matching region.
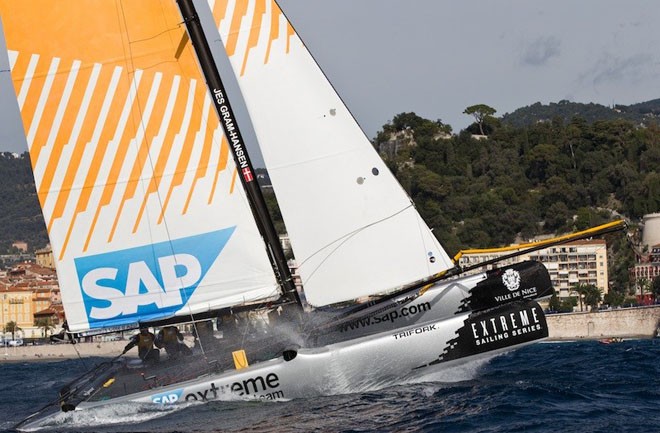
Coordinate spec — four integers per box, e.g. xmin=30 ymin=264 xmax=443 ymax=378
xmin=502 ymin=269 xmax=521 ymax=291
xmin=212 ymin=88 xmax=253 ymax=183
xmin=415 ymin=300 xmax=548 ymax=369
xmin=151 ymin=389 xmax=184 ymax=404
xmin=241 ymin=167 xmax=254 ymax=182
xmin=470 ymin=306 xmax=543 ymax=346
xmin=458 ymin=261 xmax=553 ymax=313
xmin=493 ymin=286 xmax=538 ymax=303
xmin=75 ymin=228 xmax=235 ymax=328
xmin=339 ymin=302 xmax=432 ymax=333
xmin=184 ymin=373 xmax=284 ymax=402
xmin=393 ymin=324 xmax=437 ymax=340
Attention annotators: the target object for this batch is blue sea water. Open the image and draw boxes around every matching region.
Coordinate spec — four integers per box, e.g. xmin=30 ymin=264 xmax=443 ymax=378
xmin=1 ymin=339 xmax=659 ymax=433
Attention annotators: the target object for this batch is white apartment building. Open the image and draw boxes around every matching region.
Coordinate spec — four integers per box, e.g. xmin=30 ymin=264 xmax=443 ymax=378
xmin=458 ymin=239 xmax=609 ymax=299
xmin=528 ymin=240 xmax=608 ymax=297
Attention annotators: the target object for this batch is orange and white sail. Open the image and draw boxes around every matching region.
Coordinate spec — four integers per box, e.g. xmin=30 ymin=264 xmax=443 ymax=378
xmin=208 ymin=0 xmax=454 ymax=306
xmin=0 ymin=0 xmax=279 ymax=332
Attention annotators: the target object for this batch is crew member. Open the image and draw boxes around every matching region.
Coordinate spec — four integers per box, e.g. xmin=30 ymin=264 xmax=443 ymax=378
xmin=155 ymin=325 xmax=192 ymax=359
xmin=217 ymin=310 xmax=240 ymax=350
xmin=123 ymin=327 xmax=160 ymax=363
xmin=192 ymin=320 xmax=215 ymax=352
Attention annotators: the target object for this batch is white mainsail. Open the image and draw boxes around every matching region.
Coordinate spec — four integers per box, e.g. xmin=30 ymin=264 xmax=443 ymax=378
xmin=1 ymin=0 xmax=280 ymax=332
xmin=207 ymin=0 xmax=454 ymax=306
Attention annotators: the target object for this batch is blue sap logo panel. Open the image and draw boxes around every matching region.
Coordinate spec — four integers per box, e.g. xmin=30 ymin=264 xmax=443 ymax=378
xmin=75 ymin=228 xmax=235 ymax=329
xmin=151 ymin=389 xmax=184 ymax=404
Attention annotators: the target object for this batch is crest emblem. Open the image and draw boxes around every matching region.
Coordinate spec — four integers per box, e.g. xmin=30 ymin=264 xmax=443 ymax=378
xmin=502 ymin=269 xmax=521 ymax=292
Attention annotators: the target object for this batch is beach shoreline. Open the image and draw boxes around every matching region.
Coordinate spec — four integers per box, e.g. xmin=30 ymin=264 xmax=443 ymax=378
xmin=1 ymin=335 xmax=198 ymax=363
xmin=0 ymin=341 xmax=130 ymax=363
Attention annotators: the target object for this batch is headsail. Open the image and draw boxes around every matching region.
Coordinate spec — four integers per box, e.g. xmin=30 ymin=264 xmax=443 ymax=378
xmin=0 ymin=0 xmax=280 ymax=332
xmin=207 ymin=0 xmax=455 ymax=306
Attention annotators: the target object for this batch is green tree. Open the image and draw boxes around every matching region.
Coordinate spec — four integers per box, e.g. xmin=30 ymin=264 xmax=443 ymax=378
xmin=559 ymin=297 xmax=578 ymax=313
xmin=572 ymin=283 xmax=601 ymax=311
xmin=603 ymin=290 xmax=625 ymax=307
xmin=525 ymin=143 xmax=561 ymax=183
xmin=4 ymin=321 xmax=21 ymax=340
xmin=652 ymin=276 xmax=660 ymax=300
xmin=35 ymin=317 xmax=55 ymax=338
xmin=463 ymin=104 xmax=496 ymax=136
xmin=637 ymin=277 xmax=650 ymax=300
xmin=544 ymin=201 xmax=571 ymax=232
xmin=548 ymin=293 xmax=561 ymax=311
xmin=583 ymin=285 xmax=603 ymax=310
xmin=574 ymin=208 xmax=610 ymax=231
xmin=0 ymin=153 xmax=49 ymax=254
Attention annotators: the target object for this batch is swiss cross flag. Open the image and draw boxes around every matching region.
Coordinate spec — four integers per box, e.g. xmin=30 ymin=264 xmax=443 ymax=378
xmin=242 ymin=167 xmax=254 ymax=182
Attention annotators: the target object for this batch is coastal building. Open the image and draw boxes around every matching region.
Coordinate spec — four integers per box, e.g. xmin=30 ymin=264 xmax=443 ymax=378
xmin=11 ymin=241 xmax=28 ymax=252
xmin=641 ymin=213 xmax=660 ymax=249
xmin=629 ymin=213 xmax=660 ymax=303
xmin=630 ymin=243 xmax=660 ymax=303
xmin=0 ymin=252 xmax=33 ymax=268
xmin=528 ymin=240 xmax=609 ymax=298
xmin=458 ymin=239 xmax=610 ymax=301
xmin=35 ymin=244 xmax=54 ymax=269
xmin=0 ymin=262 xmax=62 ymax=339
xmin=0 ymin=285 xmax=34 ymax=336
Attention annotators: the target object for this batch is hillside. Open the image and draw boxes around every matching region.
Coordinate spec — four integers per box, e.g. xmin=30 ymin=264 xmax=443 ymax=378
xmin=1 ymin=105 xmax=659 ymax=292
xmin=501 ymin=99 xmax=660 ymax=128
xmin=374 ymin=111 xmax=659 ymax=291
xmin=0 ymin=152 xmax=48 ymax=253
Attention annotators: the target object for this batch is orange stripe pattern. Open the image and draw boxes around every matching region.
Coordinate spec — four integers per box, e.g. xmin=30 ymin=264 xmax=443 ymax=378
xmin=1 ymin=0 xmax=234 ymax=260
xmin=212 ymin=0 xmax=295 ymax=76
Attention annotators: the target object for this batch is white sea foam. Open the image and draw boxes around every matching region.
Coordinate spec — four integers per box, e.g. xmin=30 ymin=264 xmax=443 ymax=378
xmin=408 ymin=354 xmax=497 ymax=385
xmin=22 ymin=401 xmax=195 ymax=431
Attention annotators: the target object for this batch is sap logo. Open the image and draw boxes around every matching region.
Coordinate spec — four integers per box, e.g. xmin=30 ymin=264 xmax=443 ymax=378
xmin=82 ymin=253 xmax=201 ymax=318
xmin=152 ymin=389 xmax=184 ymax=404
xmin=75 ymin=228 xmax=235 ymax=328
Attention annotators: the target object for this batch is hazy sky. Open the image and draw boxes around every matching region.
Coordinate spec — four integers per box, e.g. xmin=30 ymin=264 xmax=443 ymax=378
xmin=2 ymin=0 xmax=659 ymax=154
xmin=0 ymin=18 xmax=26 ymax=153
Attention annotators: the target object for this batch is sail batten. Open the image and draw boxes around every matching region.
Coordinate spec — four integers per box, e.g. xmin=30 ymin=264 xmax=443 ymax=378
xmin=1 ymin=0 xmax=281 ymax=332
xmin=210 ymin=0 xmax=454 ymax=306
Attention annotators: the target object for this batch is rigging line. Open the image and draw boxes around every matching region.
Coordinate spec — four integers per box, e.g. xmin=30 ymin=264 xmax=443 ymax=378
xmin=298 ymin=204 xmax=414 ymax=283
xmin=177 ymin=21 xmax=294 ymax=305
xmin=408 ymin=211 xmax=464 ymax=302
xmin=191 ymin=320 xmax=204 ymax=356
xmin=68 ymin=335 xmax=90 ymax=370
xmin=172 ymin=25 xmax=228 ymax=208
xmin=128 ymin=59 xmax=182 ymax=73
xmin=453 ymin=219 xmax=627 ymax=262
xmin=127 ymin=26 xmax=180 ymax=44
xmin=272 ymin=0 xmax=374 ymax=148
xmin=117 ymin=0 xmax=200 ymax=327
xmin=309 ymin=220 xmax=627 ymax=331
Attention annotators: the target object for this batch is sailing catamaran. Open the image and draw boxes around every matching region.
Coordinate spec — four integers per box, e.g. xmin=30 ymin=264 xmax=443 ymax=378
xmin=0 ymin=0 xmax=621 ymax=429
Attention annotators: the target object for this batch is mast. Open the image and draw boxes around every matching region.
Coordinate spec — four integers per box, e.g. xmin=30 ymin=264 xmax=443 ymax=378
xmin=175 ymin=0 xmax=301 ymax=306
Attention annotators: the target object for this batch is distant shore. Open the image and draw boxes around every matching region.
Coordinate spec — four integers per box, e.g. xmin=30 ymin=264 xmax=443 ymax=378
xmin=3 ymin=334 xmax=657 ymax=363
xmin=0 ymin=340 xmax=129 ymax=362
xmin=3 ymin=306 xmax=658 ymax=363
xmin=545 ymin=305 xmax=660 ymax=340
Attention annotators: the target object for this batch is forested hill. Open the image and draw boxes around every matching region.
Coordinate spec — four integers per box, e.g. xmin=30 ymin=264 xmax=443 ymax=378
xmin=374 ymin=113 xmax=659 ymax=289
xmin=2 ymin=110 xmax=659 ymax=289
xmin=0 ymin=152 xmax=48 ymax=253
xmin=501 ymin=99 xmax=660 ymax=128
